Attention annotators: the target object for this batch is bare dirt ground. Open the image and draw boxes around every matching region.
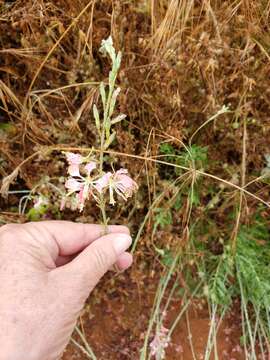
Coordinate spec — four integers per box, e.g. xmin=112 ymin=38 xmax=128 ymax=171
xmin=62 ymin=273 xmax=245 ymax=360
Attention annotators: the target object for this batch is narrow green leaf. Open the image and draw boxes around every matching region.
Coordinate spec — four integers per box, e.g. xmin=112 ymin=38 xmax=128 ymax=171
xmin=93 ymin=104 xmax=100 ymax=131
xmin=99 ymin=82 xmax=106 ymax=110
xmin=116 ymin=52 xmax=122 ymax=70
xmin=104 ymin=131 xmax=116 ymax=149
xmin=111 ymin=114 xmax=126 ymax=125
xmin=109 ymin=70 xmax=116 ymax=90
xmin=109 ymin=87 xmax=121 ymax=118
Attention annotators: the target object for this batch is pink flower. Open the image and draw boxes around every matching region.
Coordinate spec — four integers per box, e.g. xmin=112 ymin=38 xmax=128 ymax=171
xmin=94 ymin=172 xmax=112 ymax=193
xmin=68 ymin=164 xmax=80 ymax=177
xmin=65 ymin=179 xmax=92 ymax=212
xmin=64 ymin=159 xmax=97 ymax=212
xmin=65 ymin=152 xmax=83 ymax=165
xmin=85 ymin=161 xmax=97 ymax=175
xmin=150 ymin=325 xmax=170 ymax=360
xmin=113 ymin=169 xmax=138 ymax=201
xmin=65 ymin=152 xmax=83 ymax=177
xmin=77 ymin=183 xmax=91 ymax=212
xmin=65 ymin=178 xmax=82 ymax=192
xmin=94 ymin=169 xmax=138 ymax=205
xmin=63 ymin=153 xmax=98 ymax=211
xmin=63 ymin=153 xmax=138 ymax=212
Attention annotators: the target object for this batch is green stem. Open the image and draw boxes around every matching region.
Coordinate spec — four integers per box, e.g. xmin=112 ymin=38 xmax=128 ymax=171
xmin=99 ymin=196 xmax=108 ymax=233
xmin=98 ymin=77 xmax=116 ymax=227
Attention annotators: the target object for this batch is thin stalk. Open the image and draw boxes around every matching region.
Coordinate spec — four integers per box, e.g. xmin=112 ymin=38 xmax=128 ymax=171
xmin=238 ymin=273 xmax=256 ymax=359
xmin=98 ymin=90 xmax=112 ymax=228
xmin=132 ymin=173 xmax=189 ymax=252
xmin=186 ymin=309 xmax=197 ymax=360
xmin=204 ymin=304 xmax=226 ymax=360
xmin=99 ymin=196 xmax=108 ymax=229
xmin=8 ymin=190 xmax=30 ymax=194
xmin=167 ymin=281 xmax=203 ymax=338
xmin=97 ymin=86 xmax=113 ymax=228
xmin=73 ymin=326 xmax=97 ymax=360
xmin=140 ymin=251 xmax=181 ymax=360
xmin=70 ymin=338 xmax=94 ymax=359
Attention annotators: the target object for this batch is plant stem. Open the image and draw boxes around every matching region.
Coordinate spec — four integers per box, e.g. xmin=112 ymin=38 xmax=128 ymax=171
xmin=99 ymin=86 xmax=114 ymax=166
xmin=99 ymin=196 xmax=108 ymax=232
xmin=99 ymin=129 xmax=105 ymax=173
xmin=98 ymin=74 xmax=116 ymax=228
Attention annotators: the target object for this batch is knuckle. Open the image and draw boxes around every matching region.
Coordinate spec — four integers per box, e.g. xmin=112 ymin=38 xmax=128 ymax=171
xmin=0 ymin=223 xmax=20 ymax=241
xmin=0 ymin=224 xmax=23 ymax=255
xmin=81 ymin=223 xmax=89 ymax=242
xmin=92 ymin=247 xmax=110 ymax=272
xmin=0 ymin=223 xmax=33 ymax=251
xmin=118 ymin=226 xmax=130 ymax=235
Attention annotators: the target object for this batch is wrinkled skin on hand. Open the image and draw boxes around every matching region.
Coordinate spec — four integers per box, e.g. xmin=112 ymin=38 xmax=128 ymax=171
xmin=0 ymin=221 xmax=132 ymax=360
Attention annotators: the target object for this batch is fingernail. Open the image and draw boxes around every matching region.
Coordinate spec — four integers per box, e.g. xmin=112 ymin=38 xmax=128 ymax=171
xmin=113 ymin=234 xmax=132 ymax=255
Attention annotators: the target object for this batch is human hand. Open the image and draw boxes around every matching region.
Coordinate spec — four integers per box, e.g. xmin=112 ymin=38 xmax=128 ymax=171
xmin=0 ymin=221 xmax=132 ymax=360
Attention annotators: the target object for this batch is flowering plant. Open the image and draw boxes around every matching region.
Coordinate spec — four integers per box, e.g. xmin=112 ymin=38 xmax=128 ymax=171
xmin=61 ymin=37 xmax=138 ymax=226
xmin=62 ymin=152 xmax=137 ymax=215
xmin=149 ymin=325 xmax=170 ymax=360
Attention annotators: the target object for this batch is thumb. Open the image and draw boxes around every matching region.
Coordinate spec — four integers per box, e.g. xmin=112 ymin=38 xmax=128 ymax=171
xmin=53 ymin=232 xmax=132 ymax=294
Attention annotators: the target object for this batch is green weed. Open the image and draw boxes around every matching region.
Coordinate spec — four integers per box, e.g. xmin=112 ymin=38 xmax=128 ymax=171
xmin=159 ymin=143 xmax=208 ymax=173
xmin=198 ymin=210 xmax=270 ymax=357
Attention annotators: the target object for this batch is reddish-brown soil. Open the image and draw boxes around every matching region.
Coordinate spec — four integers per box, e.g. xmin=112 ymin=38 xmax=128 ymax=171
xmin=62 ymin=273 xmax=245 ymax=360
